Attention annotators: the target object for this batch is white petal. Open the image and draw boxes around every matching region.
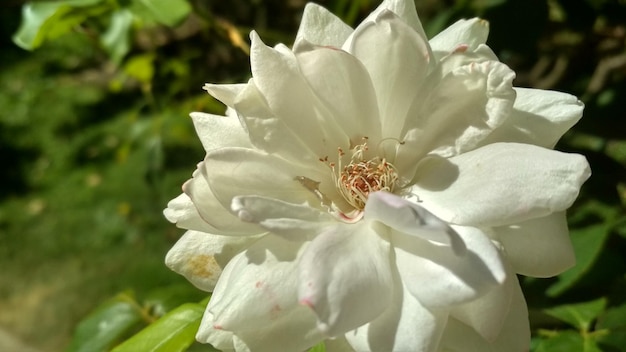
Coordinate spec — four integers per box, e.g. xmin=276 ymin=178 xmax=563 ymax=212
xmin=190 ymin=112 xmax=250 ymax=152
xmin=380 ymin=0 xmax=428 ymax=39
xmin=495 ymin=212 xmax=575 ymax=277
xmin=411 ymin=142 xmax=591 ymax=226
xmin=207 ymin=235 xmax=323 ymax=352
xmin=403 ymin=60 xmax=516 ymax=160
xmin=163 ymin=193 xmax=218 ymax=233
xmin=440 ymin=277 xmax=530 ymax=352
xmin=203 ymin=83 xmax=246 ymax=108
xmin=233 ymin=79 xmax=318 ymax=165
xmin=183 ymin=166 xmax=261 ymax=235
xmin=364 ymin=191 xmax=466 ymax=254
xmin=345 ymin=276 xmax=448 ymax=352
xmin=299 ymin=222 xmax=394 ymax=336
xmin=295 ymin=3 xmax=353 ymax=47
xmin=196 ymin=311 xmax=236 ymax=351
xmin=450 ymin=263 xmax=516 ymax=342
xmin=250 ymin=31 xmax=347 ymax=159
xmin=296 ymin=45 xmax=381 ymax=143
xmin=202 ymin=148 xmax=327 ymax=213
xmin=393 ymin=225 xmax=506 ymax=307
xmin=429 ymin=18 xmax=489 ymax=53
xmin=165 ymin=230 xmax=257 ymax=292
xmin=231 ymin=195 xmax=334 ymax=239
xmin=345 ymin=10 xmax=432 ymax=140
xmin=480 ymin=87 xmax=584 ymax=148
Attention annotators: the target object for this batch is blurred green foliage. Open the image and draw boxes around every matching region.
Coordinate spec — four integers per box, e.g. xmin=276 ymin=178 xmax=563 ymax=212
xmin=1 ymin=0 xmax=625 ymax=351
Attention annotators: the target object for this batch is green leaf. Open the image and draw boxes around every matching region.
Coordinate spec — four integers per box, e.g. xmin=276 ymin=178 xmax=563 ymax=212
xmin=130 ymin=0 xmax=191 ymax=27
xmin=534 ymin=330 xmax=602 ymax=352
xmin=101 ymin=9 xmax=134 ymax=64
xmin=546 ymin=224 xmax=611 ymax=296
xmin=596 ymin=304 xmax=626 ymax=350
xmin=65 ymin=292 xmax=144 ymax=352
xmin=123 ymin=53 xmax=156 ymax=88
xmin=308 ymin=341 xmax=327 ymax=352
xmin=111 ymin=303 xmax=204 ymax=352
xmin=544 ymin=298 xmax=607 ymax=331
xmin=12 ymin=0 xmax=104 ymax=50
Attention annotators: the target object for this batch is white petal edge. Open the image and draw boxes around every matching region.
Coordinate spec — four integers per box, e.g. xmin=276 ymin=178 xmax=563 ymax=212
xmin=165 ymin=230 xmax=259 ymax=292
xmin=429 ymin=18 xmax=489 ymax=54
xmin=495 ymin=211 xmax=575 ymax=277
xmin=411 ymin=142 xmax=591 ymax=226
xmin=190 ymin=112 xmax=250 ymax=152
xmin=295 ymin=3 xmax=353 ymax=47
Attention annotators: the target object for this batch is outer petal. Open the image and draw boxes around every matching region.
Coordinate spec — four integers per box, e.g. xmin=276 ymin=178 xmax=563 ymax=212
xmin=299 ymin=221 xmax=394 ymax=336
xmin=296 ymin=45 xmax=382 ymax=144
xmin=165 ymin=231 xmax=258 ymax=291
xmin=480 ymin=87 xmax=584 ymax=149
xmin=344 ymin=10 xmax=432 ymax=140
xmin=494 ymin=211 xmax=575 ymax=277
xmin=440 ymin=277 xmax=530 ymax=352
xmin=364 ymin=191 xmax=466 ymax=255
xmin=411 ymin=142 xmax=591 ymax=226
xmin=184 ymin=165 xmax=261 ymax=235
xmin=429 ymin=18 xmax=489 ymax=54
xmin=203 ymin=83 xmax=246 ymax=108
xmin=196 ymin=311 xmax=236 ymax=351
xmin=295 ymin=3 xmax=353 ymax=47
xmin=449 ymin=262 xmax=516 ymax=342
xmin=190 ymin=112 xmax=250 ymax=152
xmin=163 ymin=193 xmax=218 ymax=233
xmin=393 ymin=225 xmax=506 ymax=308
xmin=206 ymin=235 xmax=323 ymax=352
xmin=345 ymin=271 xmax=448 ymax=352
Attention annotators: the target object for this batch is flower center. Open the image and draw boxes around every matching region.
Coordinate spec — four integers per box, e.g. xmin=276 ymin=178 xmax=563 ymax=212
xmin=330 ymin=142 xmax=399 ymax=210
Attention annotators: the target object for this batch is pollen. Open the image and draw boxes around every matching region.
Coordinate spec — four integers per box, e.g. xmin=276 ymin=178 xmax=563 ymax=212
xmin=329 ymin=141 xmax=399 ymax=210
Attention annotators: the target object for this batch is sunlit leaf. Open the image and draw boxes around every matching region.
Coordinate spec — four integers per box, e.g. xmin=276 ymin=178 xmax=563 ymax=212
xmin=546 ymin=224 xmax=611 ymax=297
xmin=545 ymin=298 xmax=607 ymax=331
xmin=12 ymin=0 xmax=104 ymax=50
xmin=124 ymin=53 xmax=156 ymax=89
xmin=111 ymin=303 xmax=204 ymax=352
xmin=101 ymin=9 xmax=134 ymax=64
xmin=130 ymin=0 xmax=191 ymax=27
xmin=65 ymin=292 xmax=144 ymax=352
xmin=308 ymin=342 xmax=327 ymax=352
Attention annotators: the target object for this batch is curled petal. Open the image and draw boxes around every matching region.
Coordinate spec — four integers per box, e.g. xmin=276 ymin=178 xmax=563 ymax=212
xmin=412 ymin=142 xmax=591 ymax=226
xmin=163 ymin=193 xmax=218 ymax=233
xmin=203 ymin=83 xmax=246 ymax=108
xmin=495 ymin=212 xmax=575 ymax=277
xmin=480 ymin=87 xmax=584 ymax=148
xmin=231 ymin=195 xmax=334 ymax=239
xmin=165 ymin=231 xmax=258 ymax=292
xmin=184 ymin=166 xmax=261 ymax=235
xmin=202 ymin=147 xmax=326 ymax=215
xmin=364 ymin=191 xmax=466 ymax=254
xmin=393 ymin=225 xmax=506 ymax=308
xmin=298 ymin=222 xmax=394 ymax=336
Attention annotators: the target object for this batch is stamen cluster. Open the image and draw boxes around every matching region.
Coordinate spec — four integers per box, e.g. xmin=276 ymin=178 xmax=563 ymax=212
xmin=331 ymin=142 xmax=399 ymax=210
